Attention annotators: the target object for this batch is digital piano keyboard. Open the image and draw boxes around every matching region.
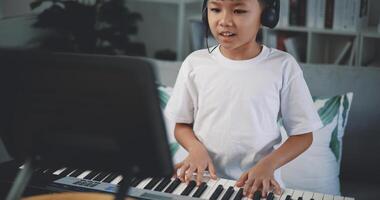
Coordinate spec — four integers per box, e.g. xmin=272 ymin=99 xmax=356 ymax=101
xmin=0 ymin=161 xmax=355 ymax=200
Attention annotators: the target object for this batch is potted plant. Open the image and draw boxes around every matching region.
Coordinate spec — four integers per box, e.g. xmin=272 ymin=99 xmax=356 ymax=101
xmin=30 ymin=0 xmax=145 ymax=56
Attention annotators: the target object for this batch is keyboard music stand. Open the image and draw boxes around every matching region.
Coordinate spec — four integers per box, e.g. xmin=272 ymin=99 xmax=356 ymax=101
xmin=0 ymin=50 xmax=173 ymax=200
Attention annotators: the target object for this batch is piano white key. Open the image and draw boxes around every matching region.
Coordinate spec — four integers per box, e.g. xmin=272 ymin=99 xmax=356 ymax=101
xmin=110 ymin=175 xmax=123 ymax=185
xmin=136 ymin=178 xmax=152 ymax=189
xmin=312 ymin=193 xmax=324 ymax=200
xmin=76 ymin=170 xmax=92 ymax=179
xmin=279 ymin=188 xmax=294 ymax=200
xmin=302 ymin=191 xmax=314 ymax=200
xmin=343 ymin=197 xmax=355 ymax=200
xmin=203 ymin=178 xmax=225 ymax=199
xmin=52 ymin=167 xmax=66 ymax=175
xmin=323 ymin=194 xmax=334 ymax=200
xmin=172 ymin=181 xmax=188 ymax=195
xmin=273 ymin=192 xmax=281 ymax=200
xmin=292 ymin=190 xmax=304 ymax=199
xmin=333 ymin=196 xmax=344 ymax=200
xmin=199 ymin=178 xmax=218 ymax=199
xmin=188 ymin=184 xmax=199 ymax=197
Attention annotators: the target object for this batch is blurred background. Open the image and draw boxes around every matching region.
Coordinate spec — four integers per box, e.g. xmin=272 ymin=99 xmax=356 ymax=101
xmin=0 ymin=0 xmax=378 ymax=65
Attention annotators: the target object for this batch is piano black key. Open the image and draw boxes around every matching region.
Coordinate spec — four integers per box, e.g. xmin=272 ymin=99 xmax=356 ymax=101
xmin=164 ymin=178 xmax=181 ymax=193
xmin=285 ymin=195 xmax=292 ymax=200
xmin=233 ymin=188 xmax=244 ymax=200
xmin=102 ymin=172 xmax=119 ymax=183
xmin=58 ymin=168 xmax=75 ymax=177
xmin=266 ymin=192 xmax=274 ymax=200
xmin=43 ymin=167 xmax=61 ymax=175
xmin=154 ymin=177 xmax=172 ymax=191
xmin=83 ymin=170 xmax=100 ymax=180
xmin=253 ymin=191 xmax=261 ymax=200
xmin=192 ymin=182 xmax=207 ymax=197
xmin=130 ymin=177 xmax=144 ymax=187
xmin=180 ymin=180 xmax=196 ymax=196
xmin=93 ymin=172 xmax=109 ymax=181
xmin=221 ymin=186 xmax=234 ymax=200
xmin=34 ymin=167 xmax=45 ymax=174
xmin=69 ymin=169 xmax=86 ymax=177
xmin=144 ymin=177 xmax=162 ymax=190
xmin=209 ymin=185 xmax=224 ymax=200
xmin=298 ymin=197 xmax=303 ymax=200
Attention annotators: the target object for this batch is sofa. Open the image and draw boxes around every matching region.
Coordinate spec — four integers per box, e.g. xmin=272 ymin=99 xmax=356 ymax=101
xmin=0 ymin=59 xmax=379 ymax=199
xmin=152 ymin=60 xmax=380 ymax=200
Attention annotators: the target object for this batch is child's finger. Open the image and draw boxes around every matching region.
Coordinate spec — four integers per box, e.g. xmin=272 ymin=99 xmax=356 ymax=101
xmin=235 ymin=172 xmax=248 ymax=187
xmin=207 ymin=161 xmax=217 ymax=179
xmin=196 ymin=168 xmax=205 ymax=186
xmin=270 ymin=179 xmax=282 ymax=195
xmin=243 ymin=177 xmax=254 ymax=196
xmin=185 ymin=165 xmax=196 ymax=183
xmin=178 ymin=164 xmax=189 ymax=182
xmin=247 ymin=179 xmax=260 ymax=198
xmin=172 ymin=162 xmax=183 ymax=178
xmin=262 ymin=179 xmax=270 ymax=197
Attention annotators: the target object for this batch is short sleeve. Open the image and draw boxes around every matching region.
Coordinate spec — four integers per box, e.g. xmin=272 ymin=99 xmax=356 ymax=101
xmin=164 ymin=58 xmax=197 ymax=124
xmin=280 ymin=62 xmax=323 ymax=136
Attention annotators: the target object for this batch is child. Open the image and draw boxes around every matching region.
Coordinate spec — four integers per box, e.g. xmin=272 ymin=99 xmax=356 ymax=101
xmin=164 ymin=0 xmax=322 ymax=198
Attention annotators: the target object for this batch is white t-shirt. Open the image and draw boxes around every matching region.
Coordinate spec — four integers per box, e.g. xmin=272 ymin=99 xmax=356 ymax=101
xmin=164 ymin=45 xmax=323 ymax=184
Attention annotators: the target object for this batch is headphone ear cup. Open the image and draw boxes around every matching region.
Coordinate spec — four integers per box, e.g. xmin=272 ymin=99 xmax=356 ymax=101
xmin=261 ymin=7 xmax=278 ymax=28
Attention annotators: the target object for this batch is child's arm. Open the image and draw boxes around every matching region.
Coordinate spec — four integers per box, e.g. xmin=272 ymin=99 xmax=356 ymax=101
xmin=236 ymin=132 xmax=313 ymax=198
xmin=174 ymin=123 xmax=217 ymax=186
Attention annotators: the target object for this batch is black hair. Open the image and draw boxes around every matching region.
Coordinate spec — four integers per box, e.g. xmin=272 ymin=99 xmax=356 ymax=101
xmin=202 ymin=0 xmax=279 ymax=53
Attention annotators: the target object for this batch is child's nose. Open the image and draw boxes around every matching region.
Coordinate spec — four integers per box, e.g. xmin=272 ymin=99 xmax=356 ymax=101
xmin=219 ymin=11 xmax=233 ymax=27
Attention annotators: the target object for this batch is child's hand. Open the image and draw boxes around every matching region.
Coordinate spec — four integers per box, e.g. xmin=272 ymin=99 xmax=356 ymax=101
xmin=235 ymin=161 xmax=282 ymax=198
xmin=174 ymin=143 xmax=217 ymax=186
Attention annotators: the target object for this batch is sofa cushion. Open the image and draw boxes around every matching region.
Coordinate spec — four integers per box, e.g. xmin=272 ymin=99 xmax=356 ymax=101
xmin=280 ymin=92 xmax=353 ymax=195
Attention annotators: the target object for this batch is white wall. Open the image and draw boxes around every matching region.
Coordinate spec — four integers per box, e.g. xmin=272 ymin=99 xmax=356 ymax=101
xmin=127 ymin=1 xmax=201 ymax=59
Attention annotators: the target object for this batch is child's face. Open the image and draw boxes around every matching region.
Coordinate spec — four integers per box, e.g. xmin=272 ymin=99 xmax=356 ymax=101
xmin=207 ymin=0 xmax=262 ymax=51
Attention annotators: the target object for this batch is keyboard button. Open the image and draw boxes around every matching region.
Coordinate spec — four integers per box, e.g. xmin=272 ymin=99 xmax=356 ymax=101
xmin=233 ymin=188 xmax=244 ymax=200
xmin=192 ymin=182 xmax=207 ymax=197
xmin=180 ymin=180 xmax=196 ymax=196
xmin=164 ymin=178 xmax=181 ymax=193
xmin=83 ymin=170 xmax=100 ymax=180
xmin=144 ymin=177 xmax=162 ymax=190
xmin=221 ymin=186 xmax=234 ymax=200
xmin=154 ymin=177 xmax=172 ymax=191
xmin=102 ymin=172 xmax=119 ymax=183
xmin=209 ymin=184 xmax=224 ymax=200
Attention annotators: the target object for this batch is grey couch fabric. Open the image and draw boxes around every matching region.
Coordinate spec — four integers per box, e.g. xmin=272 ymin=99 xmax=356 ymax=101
xmin=0 ymin=59 xmax=379 ymax=199
xmin=151 ymin=60 xmax=380 ymax=199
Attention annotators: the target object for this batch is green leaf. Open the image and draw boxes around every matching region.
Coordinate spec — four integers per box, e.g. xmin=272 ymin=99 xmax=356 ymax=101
xmin=329 ymin=125 xmax=340 ymax=161
xmin=318 ymin=96 xmax=341 ymax=126
xmin=158 ymin=88 xmax=170 ymax=109
xmin=170 ymin=142 xmax=180 ymax=155
xmin=342 ymin=94 xmax=350 ymax=127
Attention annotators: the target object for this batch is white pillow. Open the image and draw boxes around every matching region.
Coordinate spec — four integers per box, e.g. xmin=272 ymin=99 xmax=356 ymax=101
xmin=280 ymin=92 xmax=353 ymax=195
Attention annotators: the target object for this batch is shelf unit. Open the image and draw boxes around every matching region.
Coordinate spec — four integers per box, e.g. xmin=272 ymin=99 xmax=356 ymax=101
xmin=263 ymin=25 xmax=380 ymax=67
xmin=261 ymin=0 xmax=380 ymax=67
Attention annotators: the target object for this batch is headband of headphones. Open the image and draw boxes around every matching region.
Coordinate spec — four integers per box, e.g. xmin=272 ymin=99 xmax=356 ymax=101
xmin=202 ymin=0 xmax=280 ymax=29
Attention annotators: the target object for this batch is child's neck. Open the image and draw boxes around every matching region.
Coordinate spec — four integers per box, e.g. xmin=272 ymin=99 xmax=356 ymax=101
xmin=220 ymin=42 xmax=262 ymax=60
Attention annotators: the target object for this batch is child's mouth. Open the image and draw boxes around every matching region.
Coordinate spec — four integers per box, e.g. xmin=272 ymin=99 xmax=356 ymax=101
xmin=220 ymin=32 xmax=236 ymax=38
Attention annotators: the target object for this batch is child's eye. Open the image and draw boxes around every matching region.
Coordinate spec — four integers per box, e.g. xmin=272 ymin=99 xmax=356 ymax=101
xmin=209 ymin=8 xmax=221 ymax=13
xmin=234 ymin=9 xmax=247 ymax=14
